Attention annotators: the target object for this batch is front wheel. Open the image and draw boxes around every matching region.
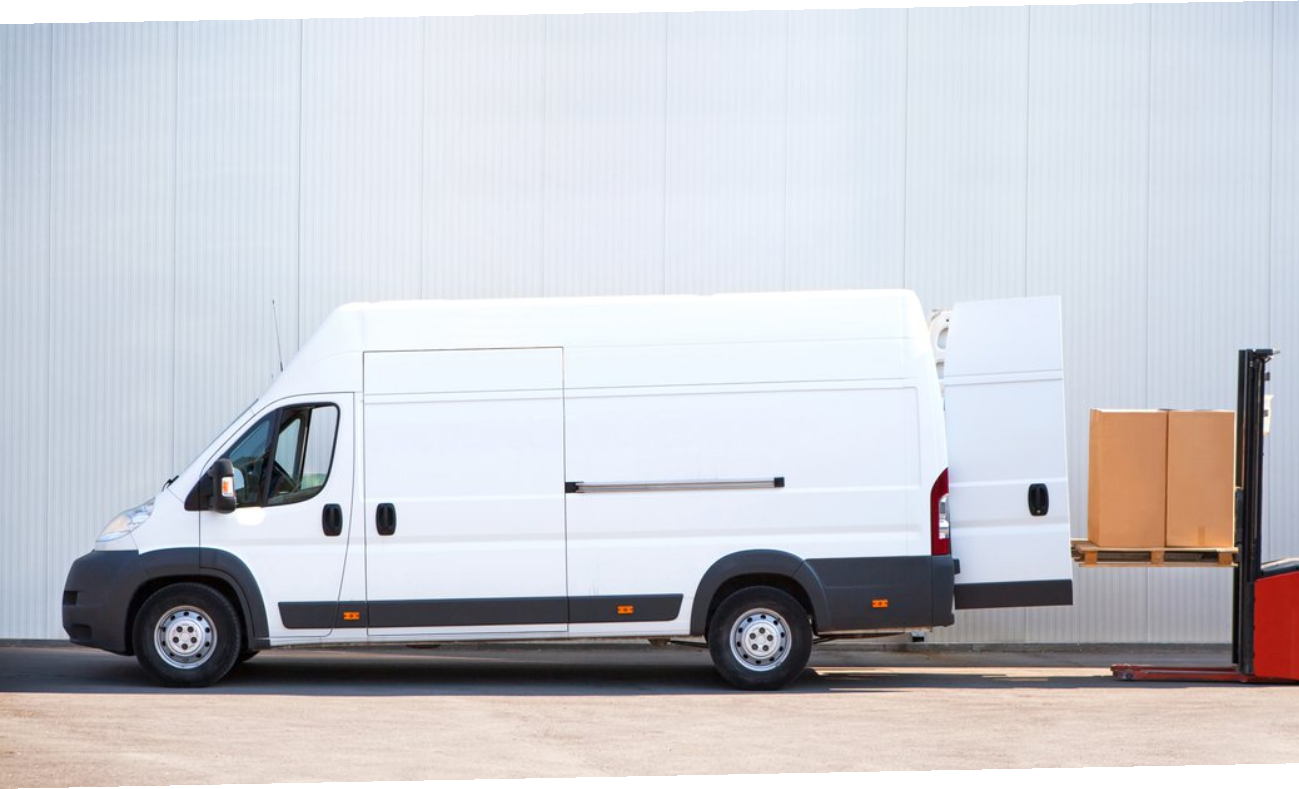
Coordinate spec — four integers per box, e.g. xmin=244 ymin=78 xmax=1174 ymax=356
xmin=133 ymin=583 xmax=242 ymax=688
xmin=707 ymin=586 xmax=812 ymax=690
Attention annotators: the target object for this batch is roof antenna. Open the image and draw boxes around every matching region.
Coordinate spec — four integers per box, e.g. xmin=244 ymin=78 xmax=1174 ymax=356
xmin=271 ymin=299 xmax=285 ymax=374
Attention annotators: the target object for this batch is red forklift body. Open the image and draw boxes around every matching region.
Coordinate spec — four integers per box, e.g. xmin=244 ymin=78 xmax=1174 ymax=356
xmin=1254 ymin=569 xmax=1299 ymax=681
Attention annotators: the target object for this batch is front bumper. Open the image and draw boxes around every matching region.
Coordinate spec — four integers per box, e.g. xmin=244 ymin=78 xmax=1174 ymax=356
xmin=62 ymin=550 xmax=145 ymax=655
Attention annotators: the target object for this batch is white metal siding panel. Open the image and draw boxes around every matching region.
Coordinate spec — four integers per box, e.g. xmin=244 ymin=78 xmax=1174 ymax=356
xmin=1147 ymin=2 xmax=1273 ymax=412
xmin=927 ymin=608 xmax=1026 ymax=644
xmin=0 ymin=24 xmax=52 ymax=638
xmin=542 ymin=13 xmax=666 ymax=297
xmin=904 ymin=7 xmax=1029 ymax=313
xmin=1025 ymin=568 xmax=1151 ymax=644
xmin=1140 ymin=3 xmax=1273 ymax=647
xmin=785 ymin=9 xmax=907 ymax=290
xmin=1146 ymin=568 xmax=1234 ymax=643
xmin=664 ymin=11 xmax=787 ymax=294
xmin=423 ymin=15 xmax=545 ymax=300
xmin=47 ymin=22 xmax=178 ymax=634
xmin=1025 ymin=4 xmax=1151 ymax=544
xmin=2 ymin=8 xmax=1295 ymax=642
xmin=1014 ymin=5 xmax=1157 ymax=645
xmin=173 ymin=20 xmax=301 ymax=466
xmin=299 ymin=18 xmax=423 ymax=338
xmin=1268 ymin=2 xmax=1299 ymax=562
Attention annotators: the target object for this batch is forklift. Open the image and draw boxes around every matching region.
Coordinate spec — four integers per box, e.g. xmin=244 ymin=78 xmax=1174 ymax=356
xmin=1112 ymin=349 xmax=1299 ymax=683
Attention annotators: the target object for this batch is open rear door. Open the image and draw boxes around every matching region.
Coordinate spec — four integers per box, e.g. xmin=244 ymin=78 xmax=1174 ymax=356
xmin=942 ymin=296 xmax=1074 ymax=609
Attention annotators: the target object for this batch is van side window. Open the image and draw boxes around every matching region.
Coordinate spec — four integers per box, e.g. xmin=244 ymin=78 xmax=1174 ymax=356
xmin=265 ymin=405 xmax=339 ymax=507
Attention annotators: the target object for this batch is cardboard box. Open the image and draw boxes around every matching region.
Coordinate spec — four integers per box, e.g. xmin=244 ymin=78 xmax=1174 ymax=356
xmin=1088 ymin=410 xmax=1167 ymax=548
xmin=1166 ymin=410 xmax=1236 ymax=548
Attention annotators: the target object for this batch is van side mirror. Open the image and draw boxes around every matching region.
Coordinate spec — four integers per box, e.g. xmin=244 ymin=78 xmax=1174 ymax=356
xmin=208 ymin=459 xmax=238 ymax=514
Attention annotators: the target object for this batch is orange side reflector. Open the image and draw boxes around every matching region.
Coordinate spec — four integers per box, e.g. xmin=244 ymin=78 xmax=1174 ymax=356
xmin=616 ymin=605 xmax=635 ymax=615
xmin=221 ymin=477 xmax=235 ymax=498
xmin=342 ymin=611 xmax=361 ymax=621
xmin=871 ymin=599 xmax=889 ymax=609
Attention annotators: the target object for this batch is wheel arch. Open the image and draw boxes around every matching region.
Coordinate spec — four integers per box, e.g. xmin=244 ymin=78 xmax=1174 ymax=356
xmin=126 ymin=549 xmax=270 ymax=654
xmin=689 ymin=550 xmax=830 ymax=636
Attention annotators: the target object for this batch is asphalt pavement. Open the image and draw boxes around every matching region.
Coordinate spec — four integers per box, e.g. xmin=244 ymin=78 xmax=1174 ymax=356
xmin=2 ymin=643 xmax=1297 ymax=786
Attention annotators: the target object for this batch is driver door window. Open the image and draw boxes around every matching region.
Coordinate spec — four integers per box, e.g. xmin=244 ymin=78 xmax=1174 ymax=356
xmin=266 ymin=406 xmax=338 ymax=506
xmin=219 ymin=404 xmax=339 ymax=509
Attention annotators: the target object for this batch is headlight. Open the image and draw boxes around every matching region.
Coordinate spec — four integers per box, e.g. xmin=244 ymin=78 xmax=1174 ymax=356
xmin=98 ymin=499 xmax=154 ymax=542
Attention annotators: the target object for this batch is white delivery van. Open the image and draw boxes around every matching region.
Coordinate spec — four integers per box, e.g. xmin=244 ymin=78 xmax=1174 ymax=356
xmin=62 ymin=290 xmax=1074 ymax=690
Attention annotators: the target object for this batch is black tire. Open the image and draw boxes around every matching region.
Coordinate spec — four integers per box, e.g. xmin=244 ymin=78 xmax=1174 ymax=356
xmin=133 ymin=583 xmax=242 ymax=688
xmin=707 ymin=586 xmax=812 ymax=691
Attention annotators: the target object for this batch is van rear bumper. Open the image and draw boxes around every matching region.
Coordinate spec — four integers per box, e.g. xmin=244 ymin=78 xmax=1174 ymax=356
xmin=62 ymin=550 xmax=144 ymax=655
xmin=802 ymin=554 xmax=956 ymax=634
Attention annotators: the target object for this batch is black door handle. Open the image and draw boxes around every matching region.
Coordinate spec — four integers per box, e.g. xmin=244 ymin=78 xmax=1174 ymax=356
xmin=322 ymin=504 xmax=343 ymax=537
xmin=1028 ymin=483 xmax=1049 ymax=517
xmin=376 ymin=503 xmax=397 ymax=536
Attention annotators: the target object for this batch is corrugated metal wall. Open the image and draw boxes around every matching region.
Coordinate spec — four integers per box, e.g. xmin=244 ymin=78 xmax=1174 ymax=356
xmin=1 ymin=4 xmax=1295 ymax=642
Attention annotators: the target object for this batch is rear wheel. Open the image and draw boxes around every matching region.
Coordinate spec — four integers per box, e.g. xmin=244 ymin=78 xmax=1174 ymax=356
xmin=133 ymin=583 xmax=241 ymax=688
xmin=707 ymin=586 xmax=812 ymax=690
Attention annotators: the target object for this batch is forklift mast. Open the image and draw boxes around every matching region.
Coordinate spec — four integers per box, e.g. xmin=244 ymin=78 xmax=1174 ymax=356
xmin=1232 ymin=348 xmax=1273 ymax=676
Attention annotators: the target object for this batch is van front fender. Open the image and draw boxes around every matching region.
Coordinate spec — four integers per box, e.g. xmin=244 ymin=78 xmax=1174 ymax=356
xmin=144 ymin=548 xmax=270 ymax=647
xmin=62 ymin=548 xmax=270 ymax=655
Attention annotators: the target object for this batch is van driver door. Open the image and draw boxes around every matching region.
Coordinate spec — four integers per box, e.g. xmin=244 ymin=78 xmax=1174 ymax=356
xmin=199 ymin=395 xmax=355 ymax=640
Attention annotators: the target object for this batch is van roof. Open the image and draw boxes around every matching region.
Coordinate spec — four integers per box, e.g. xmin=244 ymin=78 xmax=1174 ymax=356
xmin=295 ymin=289 xmax=926 ymax=364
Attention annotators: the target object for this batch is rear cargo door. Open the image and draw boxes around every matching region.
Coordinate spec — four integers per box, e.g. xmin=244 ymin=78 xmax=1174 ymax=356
xmin=942 ymin=296 xmax=1074 ymax=609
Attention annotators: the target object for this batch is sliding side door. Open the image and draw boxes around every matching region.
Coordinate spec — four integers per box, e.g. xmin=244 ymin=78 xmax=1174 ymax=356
xmin=362 ymin=348 xmax=568 ymax=637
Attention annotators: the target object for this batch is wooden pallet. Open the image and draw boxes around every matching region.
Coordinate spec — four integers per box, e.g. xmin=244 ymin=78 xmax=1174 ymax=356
xmin=1071 ymin=539 xmax=1236 ymax=567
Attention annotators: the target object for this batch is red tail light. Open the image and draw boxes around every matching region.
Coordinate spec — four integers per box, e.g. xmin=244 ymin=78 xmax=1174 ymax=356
xmin=931 ymin=469 xmax=950 ymax=556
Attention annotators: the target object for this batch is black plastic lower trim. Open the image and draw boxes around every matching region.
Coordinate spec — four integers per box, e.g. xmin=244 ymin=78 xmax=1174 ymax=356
xmin=279 ymin=601 xmax=350 ymax=629
xmin=569 ymin=595 xmax=682 ymax=623
xmin=803 ymin=555 xmax=955 ymax=632
xmin=281 ymin=594 xmax=685 ymax=629
xmin=62 ymin=550 xmax=144 ymax=655
xmin=369 ymin=597 xmax=568 ymax=628
xmin=130 ymin=548 xmax=270 ymax=644
xmin=690 ymin=551 xmax=956 ymax=636
xmin=930 ymin=555 xmax=957 ymax=626
xmin=954 ymin=579 xmax=1074 ymax=610
xmin=691 ymin=550 xmax=822 ymax=635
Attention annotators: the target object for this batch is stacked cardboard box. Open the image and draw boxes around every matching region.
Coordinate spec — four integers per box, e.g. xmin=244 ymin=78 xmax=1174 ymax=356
xmin=1088 ymin=409 xmax=1235 ymax=549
